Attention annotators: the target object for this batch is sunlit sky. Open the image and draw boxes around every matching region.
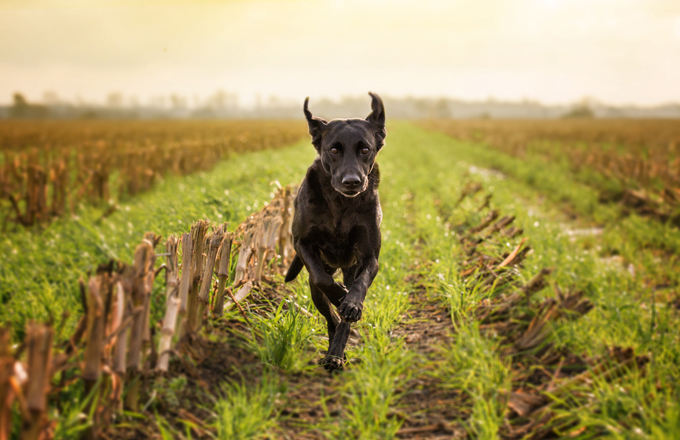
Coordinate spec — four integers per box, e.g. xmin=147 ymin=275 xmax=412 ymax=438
xmin=1 ymin=0 xmax=679 ymax=106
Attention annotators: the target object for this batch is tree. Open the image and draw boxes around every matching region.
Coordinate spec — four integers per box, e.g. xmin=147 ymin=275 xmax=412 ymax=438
xmin=562 ymin=105 xmax=595 ymax=119
xmin=10 ymin=93 xmax=29 ymax=117
xmin=9 ymin=93 xmax=48 ymax=119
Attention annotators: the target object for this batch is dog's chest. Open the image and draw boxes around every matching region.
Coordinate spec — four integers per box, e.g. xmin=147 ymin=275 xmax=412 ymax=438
xmin=315 ymin=216 xmax=362 ymax=268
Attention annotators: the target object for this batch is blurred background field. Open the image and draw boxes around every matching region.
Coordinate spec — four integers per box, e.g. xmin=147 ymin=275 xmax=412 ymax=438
xmin=0 ymin=120 xmax=303 ymax=226
xmin=420 ymin=119 xmax=680 ymax=225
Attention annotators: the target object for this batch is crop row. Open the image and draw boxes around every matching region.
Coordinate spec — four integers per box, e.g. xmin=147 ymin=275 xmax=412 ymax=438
xmin=0 ymin=120 xmax=304 ymax=227
xmin=0 ymin=184 xmax=297 ymax=439
xmin=442 ymin=182 xmax=651 ymax=437
xmin=420 ymin=119 xmax=680 ymax=224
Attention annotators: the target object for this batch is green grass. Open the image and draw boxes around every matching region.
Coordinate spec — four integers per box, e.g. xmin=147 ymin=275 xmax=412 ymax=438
xmin=335 ymin=336 xmax=413 ymax=439
xmin=250 ymin=289 xmax=322 ymax=373
xmin=396 ymin=123 xmax=680 ymax=437
xmin=3 ymin=121 xmax=679 ymax=438
xmin=1 ymin=139 xmax=316 ymax=340
xmin=214 ymin=373 xmax=285 ymax=440
xmin=443 ymin=322 xmax=510 ymax=439
xmin=420 ymin=126 xmax=680 ymax=286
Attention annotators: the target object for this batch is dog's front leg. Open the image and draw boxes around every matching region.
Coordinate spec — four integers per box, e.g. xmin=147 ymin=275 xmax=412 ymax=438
xmin=337 ymin=257 xmax=379 ymax=322
xmin=322 ymin=318 xmax=351 ymax=371
xmin=296 ymin=242 xmax=348 ymax=304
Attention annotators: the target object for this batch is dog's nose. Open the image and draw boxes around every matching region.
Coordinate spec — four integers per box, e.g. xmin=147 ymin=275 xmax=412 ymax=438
xmin=342 ymin=175 xmax=361 ymax=189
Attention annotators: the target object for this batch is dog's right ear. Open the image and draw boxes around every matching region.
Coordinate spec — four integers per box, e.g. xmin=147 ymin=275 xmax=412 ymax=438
xmin=304 ymin=97 xmax=328 ymax=153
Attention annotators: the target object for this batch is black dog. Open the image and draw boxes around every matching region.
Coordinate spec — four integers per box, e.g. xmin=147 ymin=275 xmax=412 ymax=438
xmin=284 ymin=92 xmax=386 ymax=371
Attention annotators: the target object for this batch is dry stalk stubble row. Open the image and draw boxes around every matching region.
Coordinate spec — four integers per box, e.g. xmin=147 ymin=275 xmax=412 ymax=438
xmin=0 ymin=120 xmax=305 ymax=227
xmin=0 ymin=183 xmax=298 ymax=440
xmin=448 ymin=182 xmax=649 ymax=438
xmin=422 ymin=119 xmax=680 ymax=225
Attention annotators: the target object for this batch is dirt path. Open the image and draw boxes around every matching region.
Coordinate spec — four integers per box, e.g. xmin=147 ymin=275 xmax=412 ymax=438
xmin=392 ymin=288 xmax=466 ymax=439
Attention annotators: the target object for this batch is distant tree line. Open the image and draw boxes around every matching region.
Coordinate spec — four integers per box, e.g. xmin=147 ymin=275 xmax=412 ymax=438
xmin=2 ymin=91 xmax=679 ymax=120
xmin=8 ymin=93 xmax=49 ymax=119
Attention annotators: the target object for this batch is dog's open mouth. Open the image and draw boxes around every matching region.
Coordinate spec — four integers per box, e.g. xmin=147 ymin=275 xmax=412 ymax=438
xmin=340 ymin=190 xmax=360 ymax=197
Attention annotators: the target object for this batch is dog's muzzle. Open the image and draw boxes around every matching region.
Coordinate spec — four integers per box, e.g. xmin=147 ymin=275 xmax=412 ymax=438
xmin=339 ymin=175 xmax=365 ymax=197
xmin=336 ymin=177 xmax=365 ymax=197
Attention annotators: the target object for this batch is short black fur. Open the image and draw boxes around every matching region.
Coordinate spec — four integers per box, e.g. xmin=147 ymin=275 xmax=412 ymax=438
xmin=285 ymin=92 xmax=386 ymax=371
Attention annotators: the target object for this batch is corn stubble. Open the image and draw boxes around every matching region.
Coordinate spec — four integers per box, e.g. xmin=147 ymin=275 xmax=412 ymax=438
xmin=422 ymin=119 xmax=680 ymax=225
xmin=0 ymin=120 xmax=304 ymax=227
xmin=449 ymin=181 xmax=649 ymax=438
xmin=0 ymin=184 xmax=297 ymax=439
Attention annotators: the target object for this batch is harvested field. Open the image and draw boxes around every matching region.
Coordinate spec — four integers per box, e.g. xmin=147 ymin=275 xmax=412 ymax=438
xmin=1 ymin=121 xmax=678 ymax=439
xmin=420 ymin=119 xmax=680 ymax=226
xmin=0 ymin=120 xmax=305 ymax=227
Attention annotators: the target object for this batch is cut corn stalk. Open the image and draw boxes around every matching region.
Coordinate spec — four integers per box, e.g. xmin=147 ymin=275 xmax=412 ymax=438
xmin=177 ymin=232 xmax=192 ymax=340
xmin=21 ymin=323 xmax=53 ymax=440
xmin=157 ymin=236 xmax=180 ymax=371
xmin=0 ymin=327 xmax=14 ymax=440
xmin=234 ymin=226 xmax=256 ymax=285
xmin=83 ymin=277 xmax=105 ymax=397
xmin=223 ymin=281 xmax=254 ymax=312
xmin=214 ymin=227 xmax=233 ymax=317
xmin=124 ymin=237 xmax=154 ymax=411
xmin=186 ymin=220 xmax=209 ymax=335
xmin=196 ymin=228 xmax=224 ymax=330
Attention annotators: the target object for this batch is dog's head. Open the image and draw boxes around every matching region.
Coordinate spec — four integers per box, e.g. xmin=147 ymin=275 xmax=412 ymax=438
xmin=304 ymin=92 xmax=386 ymax=198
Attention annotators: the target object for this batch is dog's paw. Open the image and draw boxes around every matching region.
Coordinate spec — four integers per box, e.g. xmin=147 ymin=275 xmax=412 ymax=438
xmin=338 ymin=299 xmax=363 ymax=322
xmin=319 ymin=355 xmax=344 ymax=372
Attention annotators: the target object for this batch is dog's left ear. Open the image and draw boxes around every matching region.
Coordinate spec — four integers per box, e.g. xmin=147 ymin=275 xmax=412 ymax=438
xmin=366 ymin=92 xmax=387 ymax=151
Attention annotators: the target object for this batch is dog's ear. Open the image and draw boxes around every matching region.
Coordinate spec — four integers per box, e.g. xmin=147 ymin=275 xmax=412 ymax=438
xmin=304 ymin=97 xmax=328 ymax=152
xmin=366 ymin=92 xmax=387 ymax=151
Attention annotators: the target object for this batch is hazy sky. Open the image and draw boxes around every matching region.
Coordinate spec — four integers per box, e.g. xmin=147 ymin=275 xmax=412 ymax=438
xmin=1 ymin=0 xmax=679 ymax=106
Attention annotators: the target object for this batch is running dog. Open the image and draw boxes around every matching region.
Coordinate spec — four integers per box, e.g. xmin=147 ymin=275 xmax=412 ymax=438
xmin=284 ymin=92 xmax=386 ymax=371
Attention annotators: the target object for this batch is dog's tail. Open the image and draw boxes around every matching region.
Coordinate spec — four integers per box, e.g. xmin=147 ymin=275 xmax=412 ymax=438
xmin=284 ymin=254 xmax=304 ymax=282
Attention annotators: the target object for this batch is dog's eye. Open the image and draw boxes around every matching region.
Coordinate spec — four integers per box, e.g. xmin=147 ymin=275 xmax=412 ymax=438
xmin=361 ymin=147 xmax=369 ymax=155
xmin=330 ymin=147 xmax=339 ymax=154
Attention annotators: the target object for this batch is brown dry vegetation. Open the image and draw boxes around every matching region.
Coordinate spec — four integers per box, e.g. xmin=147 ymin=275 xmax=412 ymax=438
xmin=420 ymin=119 xmax=680 ymax=224
xmin=0 ymin=120 xmax=304 ymax=227
xmin=447 ymin=184 xmax=648 ymax=438
xmin=0 ymin=184 xmax=298 ymax=440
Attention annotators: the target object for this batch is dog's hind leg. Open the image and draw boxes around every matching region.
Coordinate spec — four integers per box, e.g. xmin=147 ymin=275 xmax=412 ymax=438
xmin=310 ymin=281 xmax=340 ymax=351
